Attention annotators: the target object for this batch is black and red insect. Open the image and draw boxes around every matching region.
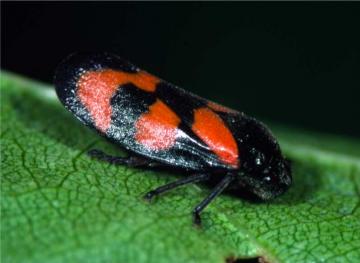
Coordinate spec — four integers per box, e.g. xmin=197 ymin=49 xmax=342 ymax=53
xmin=54 ymin=52 xmax=292 ymax=224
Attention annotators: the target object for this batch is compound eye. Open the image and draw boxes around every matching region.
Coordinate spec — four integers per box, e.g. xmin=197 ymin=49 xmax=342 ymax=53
xmin=255 ymin=157 xmax=262 ymax=166
xmin=254 ymin=152 xmax=265 ymax=167
xmin=263 ymin=176 xmax=271 ymax=182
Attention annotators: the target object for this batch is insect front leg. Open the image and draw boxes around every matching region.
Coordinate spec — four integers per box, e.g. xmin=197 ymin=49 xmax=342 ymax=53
xmin=88 ymin=149 xmax=156 ymax=167
xmin=193 ymin=173 xmax=235 ymax=225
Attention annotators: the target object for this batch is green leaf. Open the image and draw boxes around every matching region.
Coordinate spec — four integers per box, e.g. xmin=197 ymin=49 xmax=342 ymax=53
xmin=1 ymin=71 xmax=360 ymax=263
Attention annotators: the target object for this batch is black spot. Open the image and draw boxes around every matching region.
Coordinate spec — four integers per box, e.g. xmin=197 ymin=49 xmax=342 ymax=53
xmin=109 ymin=83 xmax=156 ymax=141
xmin=156 ymin=81 xmax=206 ymax=124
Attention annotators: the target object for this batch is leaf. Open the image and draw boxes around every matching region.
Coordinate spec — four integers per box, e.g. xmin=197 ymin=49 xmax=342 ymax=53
xmin=1 ymin=71 xmax=360 ymax=263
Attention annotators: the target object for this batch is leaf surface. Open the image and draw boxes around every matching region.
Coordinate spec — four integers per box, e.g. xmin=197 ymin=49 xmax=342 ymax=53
xmin=1 ymin=71 xmax=360 ymax=263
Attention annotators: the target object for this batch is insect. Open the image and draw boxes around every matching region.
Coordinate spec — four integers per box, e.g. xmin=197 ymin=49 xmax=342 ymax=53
xmin=54 ymin=52 xmax=292 ymax=225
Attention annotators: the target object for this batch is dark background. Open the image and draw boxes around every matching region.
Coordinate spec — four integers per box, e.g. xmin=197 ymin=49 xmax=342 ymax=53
xmin=2 ymin=2 xmax=360 ymax=137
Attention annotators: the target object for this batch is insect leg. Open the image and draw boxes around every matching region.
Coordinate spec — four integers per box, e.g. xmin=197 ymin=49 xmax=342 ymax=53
xmin=193 ymin=174 xmax=234 ymax=225
xmin=144 ymin=173 xmax=211 ymax=201
xmin=88 ymin=149 xmax=152 ymax=167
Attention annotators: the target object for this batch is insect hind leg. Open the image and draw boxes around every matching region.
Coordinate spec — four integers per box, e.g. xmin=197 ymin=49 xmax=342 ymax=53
xmin=88 ymin=149 xmax=155 ymax=167
xmin=144 ymin=173 xmax=211 ymax=201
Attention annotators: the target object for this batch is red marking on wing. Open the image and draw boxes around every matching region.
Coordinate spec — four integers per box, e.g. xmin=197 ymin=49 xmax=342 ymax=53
xmin=192 ymin=107 xmax=239 ymax=168
xmin=135 ymin=99 xmax=181 ymax=151
xmin=77 ymin=69 xmax=160 ymax=132
xmin=207 ymin=101 xmax=238 ymax=114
